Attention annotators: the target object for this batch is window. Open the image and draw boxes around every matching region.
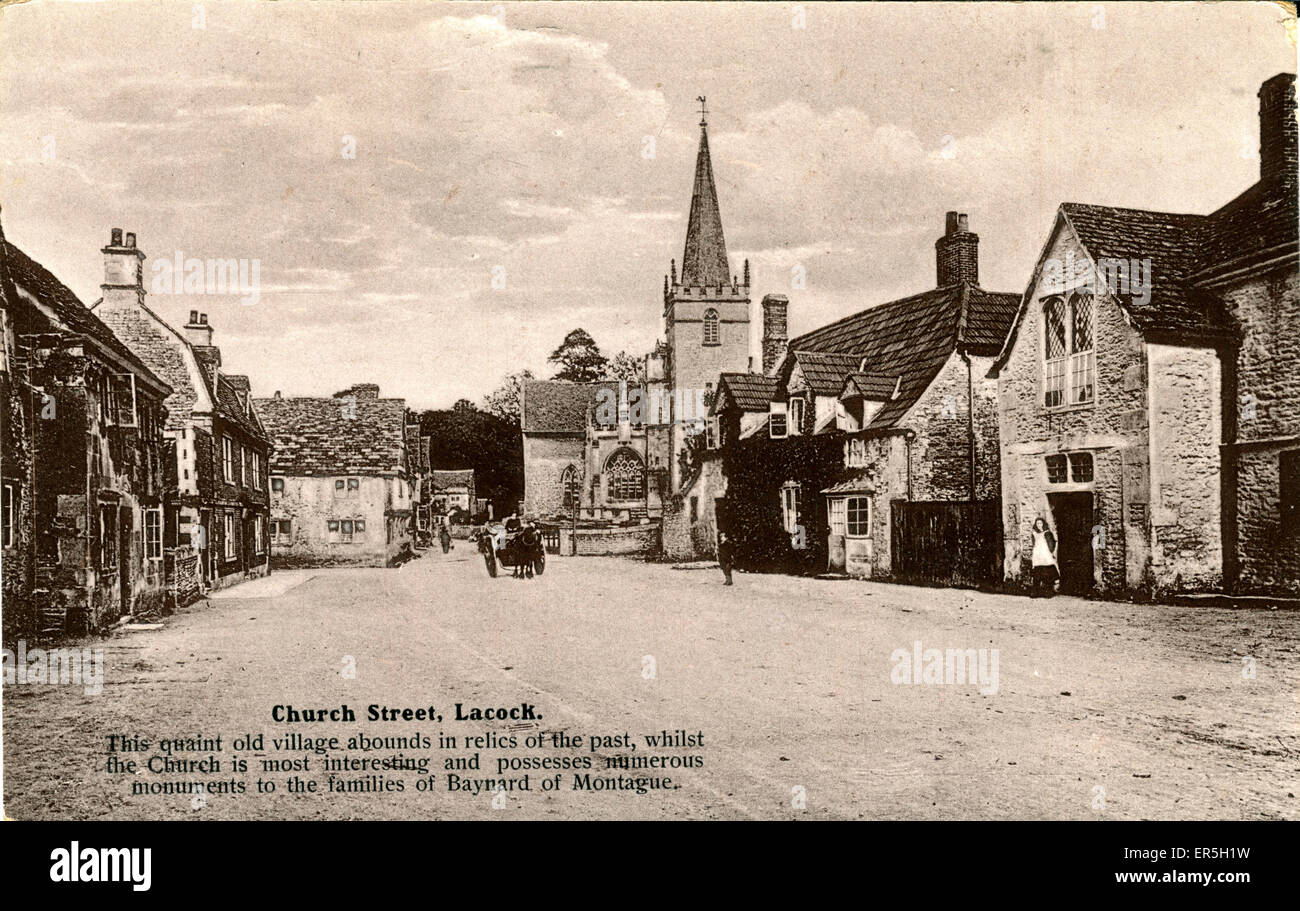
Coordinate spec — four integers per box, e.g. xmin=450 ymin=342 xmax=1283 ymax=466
xmin=1045 ymin=454 xmax=1068 ymax=484
xmin=788 ymin=397 xmax=805 ymax=435
xmin=702 ymin=308 xmax=720 ymax=346
xmin=1281 ymin=450 xmax=1299 ymax=534
xmin=355 ymin=519 xmax=366 ymax=537
xmin=238 ymin=444 xmax=246 ymax=486
xmin=145 ymin=509 xmax=162 ymax=560
xmin=828 ymin=497 xmax=846 ymax=536
xmin=780 ymin=482 xmax=801 ymax=534
xmin=253 ymin=516 xmax=265 ymax=554
xmin=99 ymin=506 xmax=118 ymax=569
xmin=1046 ymin=452 xmax=1093 ymax=485
xmin=272 ymin=477 xmax=284 ymax=492
xmin=252 ymin=452 xmax=262 ymax=488
xmin=340 ymin=520 xmax=354 ymax=543
xmin=1043 ymin=292 xmax=1095 ymax=408
xmin=2 ymin=482 xmax=15 ymax=548
xmin=327 ymin=519 xmax=340 ymax=542
xmin=605 ymin=449 xmax=645 ymax=500
xmin=845 ymin=437 xmax=867 ymax=468
xmin=561 ymin=465 xmax=580 ymax=513
xmin=272 ymin=519 xmax=292 ymax=543
xmin=1069 ymin=452 xmax=1094 ymax=483
xmin=846 ymin=496 xmax=870 ymax=537
xmin=222 ymin=436 xmax=235 ymax=483
xmin=334 ymin=478 xmax=360 ymax=499
xmin=769 ymin=401 xmax=788 ymax=439
xmin=223 ymin=512 xmax=235 ymax=560
xmin=706 ymin=416 xmax=720 ymax=449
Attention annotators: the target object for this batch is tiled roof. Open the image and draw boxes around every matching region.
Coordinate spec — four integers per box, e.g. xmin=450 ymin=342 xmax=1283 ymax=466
xmin=714 ymin=372 xmax=778 ymax=413
xmin=789 ymin=351 xmax=861 ymax=396
xmin=1059 ymin=203 xmax=1228 ymax=336
xmin=210 ymin=368 xmax=264 ymax=438
xmin=431 ymin=469 xmax=474 ymax=489
xmin=95 ymin=304 xmax=202 ymax=430
xmin=841 ymin=372 xmax=900 ymax=401
xmin=521 ymin=380 xmax=602 ymax=433
xmin=822 ymin=471 xmax=876 ymax=495
xmin=2 ymin=240 xmax=168 ymax=389
xmin=785 ymin=281 xmax=1017 ymax=431
xmin=253 ymin=392 xmax=408 ymax=475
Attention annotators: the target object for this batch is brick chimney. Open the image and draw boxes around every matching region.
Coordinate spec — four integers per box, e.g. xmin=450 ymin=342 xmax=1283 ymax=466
xmin=1259 ymin=72 xmax=1297 ymax=186
xmin=335 ymin=383 xmax=379 ymax=400
xmin=761 ymin=293 xmax=788 ymax=376
xmin=935 ymin=211 xmax=979 ymax=287
xmin=183 ymin=311 xmax=213 ymax=347
xmin=99 ymin=227 xmax=146 ymax=309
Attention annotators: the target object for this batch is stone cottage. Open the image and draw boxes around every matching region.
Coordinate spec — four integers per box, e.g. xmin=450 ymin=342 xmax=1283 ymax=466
xmin=254 ymin=384 xmax=414 ymax=567
xmin=95 ymin=230 xmax=272 ymax=596
xmin=1 ymin=225 xmax=173 ymax=636
xmin=990 ymin=72 xmax=1299 ymax=598
xmin=702 ymin=213 xmax=1018 ymax=582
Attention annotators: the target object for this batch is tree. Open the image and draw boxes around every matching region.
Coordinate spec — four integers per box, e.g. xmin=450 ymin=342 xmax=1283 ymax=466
xmin=420 ymin=406 xmax=523 ymax=518
xmin=482 ymin=369 xmax=533 ymax=426
xmin=606 ymin=350 xmax=645 ymax=384
xmin=548 ymin=328 xmax=608 ymax=383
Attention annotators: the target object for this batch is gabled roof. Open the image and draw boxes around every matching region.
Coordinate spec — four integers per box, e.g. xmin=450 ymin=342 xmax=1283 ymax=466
xmin=713 ymin=372 xmax=778 ymax=414
xmin=2 ymin=240 xmax=169 ymax=392
xmin=521 ymin=380 xmax=602 ymax=434
xmin=431 ymin=469 xmax=474 ymax=489
xmin=253 ymin=392 xmax=408 ymax=475
xmin=841 ymin=372 xmax=900 ymax=401
xmin=993 ymin=169 xmax=1297 ymax=373
xmin=784 ymin=281 xmax=1018 ymax=431
xmin=680 ymin=123 xmax=731 ymax=287
xmin=788 ymin=351 xmax=861 ymax=397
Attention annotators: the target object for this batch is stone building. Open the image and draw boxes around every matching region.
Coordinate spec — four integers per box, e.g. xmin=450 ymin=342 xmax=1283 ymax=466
xmin=1 ymin=226 xmax=174 ymax=636
xmin=990 ymin=72 xmax=1299 ymax=598
xmin=95 ymin=230 xmax=272 ymax=595
xmin=254 ymin=384 xmax=414 ymax=567
xmin=430 ymin=469 xmax=476 ymax=517
xmin=706 ymin=213 xmax=1019 ymax=580
xmin=521 ymin=105 xmax=784 ymax=541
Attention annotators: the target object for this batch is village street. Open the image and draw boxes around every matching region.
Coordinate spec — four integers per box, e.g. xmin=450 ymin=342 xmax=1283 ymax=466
xmin=4 ymin=551 xmax=1298 ymax=821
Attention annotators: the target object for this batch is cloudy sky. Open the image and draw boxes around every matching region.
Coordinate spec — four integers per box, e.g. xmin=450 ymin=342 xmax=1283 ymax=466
xmin=1 ymin=1 xmax=1293 ymax=409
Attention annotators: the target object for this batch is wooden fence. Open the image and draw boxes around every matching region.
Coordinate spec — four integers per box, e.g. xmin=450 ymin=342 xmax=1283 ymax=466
xmin=890 ymin=499 xmax=1002 ymax=588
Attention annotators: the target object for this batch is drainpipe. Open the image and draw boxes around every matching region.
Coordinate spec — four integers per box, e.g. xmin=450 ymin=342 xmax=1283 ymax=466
xmin=962 ymin=349 xmax=976 ymax=502
xmin=904 ymin=429 xmax=916 ymax=500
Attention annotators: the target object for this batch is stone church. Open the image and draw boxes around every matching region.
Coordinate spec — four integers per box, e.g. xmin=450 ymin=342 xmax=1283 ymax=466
xmin=521 ymin=104 xmax=786 ymax=528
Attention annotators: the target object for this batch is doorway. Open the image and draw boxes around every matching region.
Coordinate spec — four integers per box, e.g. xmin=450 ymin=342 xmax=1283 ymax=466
xmin=118 ymin=506 xmax=133 ymax=616
xmin=1048 ymin=492 xmax=1094 ymax=595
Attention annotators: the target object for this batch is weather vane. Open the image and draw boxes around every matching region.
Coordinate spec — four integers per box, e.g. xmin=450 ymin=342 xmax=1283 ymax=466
xmin=697 ymin=95 xmax=708 ymax=127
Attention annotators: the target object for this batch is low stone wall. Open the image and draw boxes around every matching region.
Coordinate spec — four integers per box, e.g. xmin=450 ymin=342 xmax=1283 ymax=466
xmin=558 ymin=522 xmax=660 ymax=556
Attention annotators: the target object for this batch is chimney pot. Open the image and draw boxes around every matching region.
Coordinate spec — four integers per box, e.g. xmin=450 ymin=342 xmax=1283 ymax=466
xmin=111 ymin=228 xmax=123 ymax=246
xmin=125 ymin=232 xmax=136 ymax=248
xmin=945 ymin=211 xmax=959 ymax=235
xmin=199 ymin=313 xmax=208 ymax=324
xmin=189 ymin=310 xmax=199 ymax=323
xmin=957 ymin=214 xmax=969 ymax=232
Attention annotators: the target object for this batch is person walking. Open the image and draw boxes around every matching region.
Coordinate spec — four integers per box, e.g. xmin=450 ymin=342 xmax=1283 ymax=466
xmin=439 ymin=523 xmax=452 ymax=554
xmin=1030 ymin=517 xmax=1058 ymax=597
xmin=717 ymin=531 xmax=735 ymax=586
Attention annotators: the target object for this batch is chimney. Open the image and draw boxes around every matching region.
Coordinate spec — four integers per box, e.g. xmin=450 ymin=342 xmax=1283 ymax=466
xmin=935 ymin=211 xmax=979 ymax=287
xmin=99 ymin=227 xmax=146 ymax=309
xmin=183 ymin=311 xmax=214 ymax=347
xmin=761 ymin=293 xmax=789 ymax=376
xmin=1259 ymin=73 xmax=1297 ymax=186
xmin=335 ymin=383 xmax=379 ymax=400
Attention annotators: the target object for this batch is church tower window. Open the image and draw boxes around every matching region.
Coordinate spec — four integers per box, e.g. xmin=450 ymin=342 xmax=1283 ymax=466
xmin=702 ymin=308 xmax=720 ymax=346
xmin=605 ymin=448 xmax=645 ymax=501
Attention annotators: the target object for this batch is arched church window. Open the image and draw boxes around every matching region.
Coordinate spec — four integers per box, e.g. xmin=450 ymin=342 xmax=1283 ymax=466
xmin=702 ymin=308 xmax=720 ymax=346
xmin=604 ymin=448 xmax=645 ymax=501
xmin=561 ymin=464 xmax=580 ymax=513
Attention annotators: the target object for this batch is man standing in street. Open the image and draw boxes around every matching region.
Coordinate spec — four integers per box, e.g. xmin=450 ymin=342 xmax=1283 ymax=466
xmin=439 ymin=522 xmax=452 ymax=554
xmin=717 ymin=531 xmax=735 ymax=586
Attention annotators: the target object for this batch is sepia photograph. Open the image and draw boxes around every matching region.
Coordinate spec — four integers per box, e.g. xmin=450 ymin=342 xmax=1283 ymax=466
xmin=0 ymin=0 xmax=1296 ymax=892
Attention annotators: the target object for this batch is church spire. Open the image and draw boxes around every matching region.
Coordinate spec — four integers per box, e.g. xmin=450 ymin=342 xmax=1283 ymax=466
xmin=680 ymin=96 xmax=730 ymax=288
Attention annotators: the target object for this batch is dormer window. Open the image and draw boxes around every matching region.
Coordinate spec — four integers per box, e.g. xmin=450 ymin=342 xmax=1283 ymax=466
xmin=769 ymin=401 xmax=788 ymax=439
xmin=702 ymin=308 xmax=720 ymax=346
xmin=787 ymin=397 xmax=805 ymax=436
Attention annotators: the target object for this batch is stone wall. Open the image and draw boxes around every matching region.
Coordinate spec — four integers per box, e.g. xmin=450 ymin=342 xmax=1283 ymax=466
xmin=906 ymin=351 xmax=1001 ymax=502
xmin=1222 ymin=267 xmax=1300 ymax=594
xmin=165 ymin=545 xmax=202 ymax=608
xmin=522 ymin=433 xmax=584 ymax=517
xmin=269 ymin=475 xmax=396 ymax=567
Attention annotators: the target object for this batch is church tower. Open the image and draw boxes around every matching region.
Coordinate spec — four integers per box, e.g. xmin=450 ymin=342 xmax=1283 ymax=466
xmin=662 ymin=99 xmax=750 ymax=488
